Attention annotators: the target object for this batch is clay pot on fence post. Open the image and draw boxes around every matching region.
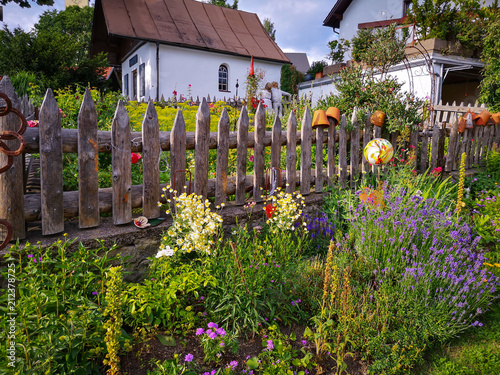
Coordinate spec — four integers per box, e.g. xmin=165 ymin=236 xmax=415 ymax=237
xmin=371 ymin=110 xmax=386 ymax=127
xmin=475 ymin=109 xmax=491 ymax=126
xmin=325 ymin=107 xmax=340 ymax=126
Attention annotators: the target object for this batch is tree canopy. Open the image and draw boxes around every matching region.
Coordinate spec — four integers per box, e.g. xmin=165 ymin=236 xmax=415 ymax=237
xmin=263 ymin=18 xmax=276 ymax=41
xmin=207 ymin=0 xmax=238 ymax=9
xmin=0 ymin=5 xmax=108 ymax=92
xmin=0 ymin=0 xmax=53 ymax=8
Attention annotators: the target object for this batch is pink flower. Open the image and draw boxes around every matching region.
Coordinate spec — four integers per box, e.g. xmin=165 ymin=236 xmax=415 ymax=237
xmin=172 ymin=90 xmax=177 ymax=96
xmin=28 ymin=120 xmax=39 ymax=127
xmin=249 ymin=155 xmax=255 ymax=162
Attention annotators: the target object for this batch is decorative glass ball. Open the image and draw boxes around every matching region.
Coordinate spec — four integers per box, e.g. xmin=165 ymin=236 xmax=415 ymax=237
xmin=364 ymin=138 xmax=394 ymax=165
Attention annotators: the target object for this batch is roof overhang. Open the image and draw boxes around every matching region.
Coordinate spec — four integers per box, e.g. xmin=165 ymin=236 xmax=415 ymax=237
xmin=323 ymin=0 xmax=353 ymax=29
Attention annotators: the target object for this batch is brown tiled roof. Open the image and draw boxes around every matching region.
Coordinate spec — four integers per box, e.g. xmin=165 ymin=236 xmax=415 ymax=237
xmin=96 ymin=0 xmax=289 ymax=63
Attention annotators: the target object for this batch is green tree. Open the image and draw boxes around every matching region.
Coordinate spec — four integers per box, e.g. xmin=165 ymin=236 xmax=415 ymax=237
xmin=208 ymin=0 xmax=238 ymax=9
xmin=0 ymin=0 xmax=53 ymax=7
xmin=480 ymin=15 xmax=500 ymax=112
xmin=263 ymin=18 xmax=276 ymax=41
xmin=0 ymin=5 xmax=108 ymax=90
xmin=280 ymin=64 xmax=303 ymax=95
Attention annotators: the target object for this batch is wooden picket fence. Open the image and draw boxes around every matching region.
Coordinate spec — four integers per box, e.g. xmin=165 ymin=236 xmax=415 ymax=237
xmin=1 ymin=76 xmax=500 ymax=242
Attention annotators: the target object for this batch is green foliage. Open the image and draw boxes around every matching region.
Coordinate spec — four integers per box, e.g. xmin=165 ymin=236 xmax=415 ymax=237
xmin=0 ymin=238 xmax=120 ymax=374
xmin=263 ymin=17 xmax=276 ymax=41
xmin=327 ymin=38 xmax=350 ymax=64
xmin=246 ymin=325 xmax=315 ymax=374
xmin=317 ymin=64 xmax=425 ymax=133
xmin=0 ymin=0 xmax=53 ymax=7
xmin=280 ymin=64 xmax=304 ymax=95
xmin=122 ymin=257 xmax=213 ymax=332
xmin=208 ymin=0 xmax=238 ymax=9
xmin=350 ymin=23 xmax=406 ymax=76
xmin=480 ymin=14 xmax=500 ymax=111
xmin=103 ymin=266 xmax=124 ymax=375
xmin=307 ymin=60 xmax=327 ymax=76
xmin=147 ymin=355 xmax=198 ymax=375
xmin=0 ymin=6 xmax=109 ymax=90
xmin=196 ymin=323 xmax=239 ymax=365
xmin=10 ymin=71 xmax=39 ymax=97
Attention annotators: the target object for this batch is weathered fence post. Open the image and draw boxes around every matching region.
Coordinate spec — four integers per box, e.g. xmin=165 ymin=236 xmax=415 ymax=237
xmin=362 ymin=111 xmax=372 ymax=174
xmin=215 ymin=108 xmax=230 ymax=206
xmin=286 ymin=111 xmax=297 ymax=194
xmin=235 ymin=106 xmax=249 ymax=205
xmin=350 ymin=109 xmax=360 ymax=187
xmin=430 ymin=120 xmax=441 ymax=170
xmin=111 ymin=100 xmax=132 ymax=225
xmin=445 ymin=113 xmax=459 ymax=172
xmin=327 ymin=114 xmax=336 ymax=186
xmin=142 ymin=101 xmax=161 ymax=219
xmin=194 ymin=98 xmax=210 ymax=198
xmin=78 ymin=88 xmax=100 ymax=228
xmin=271 ymin=114 xmax=282 ymax=191
xmin=300 ymin=107 xmax=312 ymax=195
xmin=170 ymin=110 xmax=187 ymax=196
xmin=39 ymin=89 xmax=64 ymax=235
xmin=338 ymin=114 xmax=348 ymax=187
xmin=0 ymin=77 xmax=25 ymax=239
xmin=253 ymin=104 xmax=266 ymax=202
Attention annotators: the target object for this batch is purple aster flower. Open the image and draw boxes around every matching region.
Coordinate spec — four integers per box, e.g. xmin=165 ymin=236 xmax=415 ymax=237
xmin=229 ymin=360 xmax=238 ymax=368
xmin=207 ymin=322 xmax=218 ymax=329
xmin=266 ymin=340 xmax=274 ymax=350
xmin=196 ymin=328 xmax=205 ymax=335
xmin=185 ymin=353 xmax=194 ymax=362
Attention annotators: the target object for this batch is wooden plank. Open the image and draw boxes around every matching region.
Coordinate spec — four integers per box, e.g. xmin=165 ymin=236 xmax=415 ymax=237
xmin=459 ymin=127 xmax=470 ymax=167
xmin=466 ymin=125 xmax=475 ymax=168
xmin=430 ymin=121 xmax=441 ymax=170
xmin=170 ymin=110 xmax=187 ymax=196
xmin=350 ymin=110 xmax=360 ymax=187
xmin=362 ymin=112 xmax=372 ymax=173
xmin=338 ymin=114 xmax=348 ymax=187
xmin=481 ymin=125 xmax=491 ymax=166
xmin=39 ymin=89 xmax=64 ymax=235
xmin=271 ymin=114 xmax=282 ymax=195
xmin=0 ymin=76 xmax=25 ymax=239
xmin=253 ymin=104 xmax=266 ymax=202
xmin=437 ymin=122 xmax=446 ymax=169
xmin=271 ymin=114 xmax=282 ymax=171
xmin=286 ymin=111 xmax=297 ymax=194
xmin=111 ymin=100 xmax=132 ymax=225
xmin=194 ymin=98 xmax=210 ymax=198
xmin=24 ymin=171 xmax=323 ymax=222
xmin=409 ymin=127 xmax=419 ymax=170
xmin=315 ymin=126 xmax=325 ymax=193
xmin=142 ymin=101 xmax=161 ymax=219
xmin=445 ymin=113 xmax=459 ymax=172
xmin=235 ymin=106 xmax=249 ymax=205
xmin=215 ymin=108 xmax=230 ymax=205
xmin=495 ymin=124 xmax=500 ymax=147
xmin=327 ymin=117 xmax=336 ymax=186
xmin=474 ymin=125 xmax=484 ymax=167
xmin=432 ymin=104 xmax=490 ymax=113
xmin=78 ymin=88 xmax=100 ymax=228
xmin=300 ymin=107 xmax=312 ymax=195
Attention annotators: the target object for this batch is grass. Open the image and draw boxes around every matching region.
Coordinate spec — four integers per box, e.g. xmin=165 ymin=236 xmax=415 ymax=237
xmin=422 ymin=301 xmax=500 ymax=375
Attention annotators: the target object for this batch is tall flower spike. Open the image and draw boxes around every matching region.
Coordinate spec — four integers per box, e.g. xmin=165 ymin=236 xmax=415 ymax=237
xmin=456 ymin=152 xmax=466 ymax=219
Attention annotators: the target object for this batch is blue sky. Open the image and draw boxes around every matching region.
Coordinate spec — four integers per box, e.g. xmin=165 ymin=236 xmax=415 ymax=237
xmin=1 ymin=0 xmax=336 ymax=65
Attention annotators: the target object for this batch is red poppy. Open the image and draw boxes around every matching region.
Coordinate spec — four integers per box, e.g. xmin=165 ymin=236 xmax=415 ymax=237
xmin=131 ymin=153 xmax=141 ymax=164
xmin=265 ymin=204 xmax=277 ymax=218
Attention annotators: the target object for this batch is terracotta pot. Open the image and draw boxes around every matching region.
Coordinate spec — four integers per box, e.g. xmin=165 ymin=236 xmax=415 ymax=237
xmin=315 ymin=72 xmax=324 ymax=79
xmin=326 ymin=107 xmax=340 ymax=125
xmin=312 ymin=109 xmax=329 ymax=128
xmin=492 ymin=112 xmax=500 ymax=124
xmin=371 ymin=110 xmax=386 ymax=127
xmin=475 ymin=109 xmax=491 ymax=126
xmin=458 ymin=116 xmax=466 ymax=133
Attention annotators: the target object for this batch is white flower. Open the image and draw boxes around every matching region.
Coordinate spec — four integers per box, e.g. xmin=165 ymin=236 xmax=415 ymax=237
xmin=156 ymin=245 xmax=175 ymax=258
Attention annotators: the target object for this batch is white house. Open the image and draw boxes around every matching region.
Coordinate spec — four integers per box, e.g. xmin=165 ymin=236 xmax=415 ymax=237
xmin=300 ymin=0 xmax=495 ymax=106
xmin=91 ymin=0 xmax=289 ymax=102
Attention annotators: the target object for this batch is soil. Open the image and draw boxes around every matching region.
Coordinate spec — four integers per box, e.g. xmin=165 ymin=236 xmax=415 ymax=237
xmin=120 ymin=325 xmax=368 ymax=375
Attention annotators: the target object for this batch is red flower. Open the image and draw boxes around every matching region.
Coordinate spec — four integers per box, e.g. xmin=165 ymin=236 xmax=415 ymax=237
xmin=172 ymin=90 xmax=177 ymax=96
xmin=131 ymin=153 xmax=141 ymax=164
xmin=265 ymin=204 xmax=277 ymax=219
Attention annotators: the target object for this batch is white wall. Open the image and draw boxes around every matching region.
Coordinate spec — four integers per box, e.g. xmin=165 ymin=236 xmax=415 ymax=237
xmin=121 ymin=42 xmax=284 ymax=102
xmin=339 ymin=0 xmax=404 ymax=42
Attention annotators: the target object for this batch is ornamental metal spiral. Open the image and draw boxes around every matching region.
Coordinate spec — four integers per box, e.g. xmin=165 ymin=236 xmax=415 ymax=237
xmin=0 ymin=91 xmax=27 ymax=250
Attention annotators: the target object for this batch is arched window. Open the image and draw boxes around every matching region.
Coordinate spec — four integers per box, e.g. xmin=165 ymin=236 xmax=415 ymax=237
xmin=218 ymin=65 xmax=228 ymax=91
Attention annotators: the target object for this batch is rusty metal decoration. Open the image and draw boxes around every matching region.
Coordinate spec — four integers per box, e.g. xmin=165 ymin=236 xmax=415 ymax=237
xmin=0 ymin=91 xmax=27 ymax=249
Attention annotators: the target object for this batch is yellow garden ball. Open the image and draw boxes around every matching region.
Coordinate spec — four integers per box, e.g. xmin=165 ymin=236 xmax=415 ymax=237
xmin=364 ymin=138 xmax=394 ymax=165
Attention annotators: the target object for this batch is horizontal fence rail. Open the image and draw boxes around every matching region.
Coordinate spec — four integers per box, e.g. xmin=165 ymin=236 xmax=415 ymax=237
xmin=1 ymin=76 xmax=499 ymax=241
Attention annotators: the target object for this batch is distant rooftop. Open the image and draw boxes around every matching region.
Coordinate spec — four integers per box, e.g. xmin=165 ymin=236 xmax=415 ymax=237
xmin=284 ymin=52 xmax=310 ymax=74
